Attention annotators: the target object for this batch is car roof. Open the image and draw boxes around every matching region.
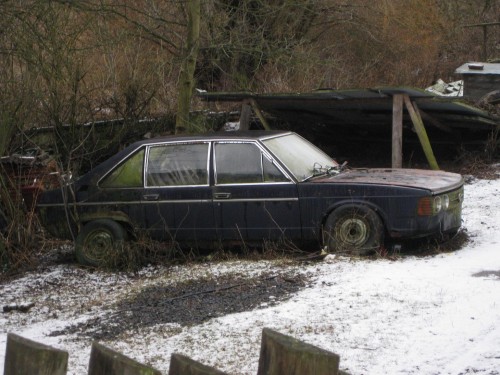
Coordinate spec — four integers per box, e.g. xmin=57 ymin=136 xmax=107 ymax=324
xmin=130 ymin=130 xmax=292 ymax=147
xmin=75 ymin=130 xmax=294 ymax=185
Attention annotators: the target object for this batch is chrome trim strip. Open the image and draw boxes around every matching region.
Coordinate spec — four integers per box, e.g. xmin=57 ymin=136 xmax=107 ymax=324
xmin=214 ymin=198 xmax=299 ymax=203
xmin=213 ymin=140 xmax=294 ymax=184
xmin=37 ymin=199 xmax=213 ymax=207
xmin=214 ymin=181 xmax=294 ymax=187
xmin=430 ymin=181 xmax=465 ymax=195
xmin=258 ymin=132 xmax=292 ymax=141
xmin=145 ymin=142 xmax=211 ymax=187
xmin=144 ymin=184 xmax=211 ymax=189
xmin=37 ymin=197 xmax=298 ymax=208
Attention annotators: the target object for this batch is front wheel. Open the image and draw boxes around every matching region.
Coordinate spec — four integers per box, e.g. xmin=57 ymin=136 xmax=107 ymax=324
xmin=75 ymin=219 xmax=128 ymax=267
xmin=323 ymin=206 xmax=384 ymax=255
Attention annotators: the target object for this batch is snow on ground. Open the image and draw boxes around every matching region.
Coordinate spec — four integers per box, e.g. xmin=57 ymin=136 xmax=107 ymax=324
xmin=1 ymin=172 xmax=500 ymax=374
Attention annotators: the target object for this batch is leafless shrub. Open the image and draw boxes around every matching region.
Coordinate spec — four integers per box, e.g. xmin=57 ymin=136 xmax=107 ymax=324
xmin=485 ymin=125 xmax=499 ymax=162
xmin=383 ymin=228 xmax=470 ymax=258
xmin=452 ymin=147 xmax=499 ymax=179
xmin=0 ymin=193 xmax=43 ymax=275
xmin=208 ymin=237 xmax=308 ymax=263
xmin=94 ymin=232 xmax=195 ymax=272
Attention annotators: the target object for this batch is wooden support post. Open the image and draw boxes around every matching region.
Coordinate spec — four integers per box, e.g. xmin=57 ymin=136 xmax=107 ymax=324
xmin=482 ymin=25 xmax=488 ymax=61
xmin=250 ymin=99 xmax=272 ymax=130
xmin=168 ymin=354 xmax=229 ymax=375
xmin=239 ymin=101 xmax=252 ymax=131
xmin=392 ymin=94 xmax=404 ymax=168
xmin=87 ymin=342 xmax=161 ymax=375
xmin=4 ymin=333 xmax=69 ymax=375
xmin=257 ymin=328 xmax=341 ymax=375
xmin=403 ymin=95 xmax=440 ymax=170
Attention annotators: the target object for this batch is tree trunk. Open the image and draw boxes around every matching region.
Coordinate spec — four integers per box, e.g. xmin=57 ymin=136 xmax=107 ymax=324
xmin=175 ymin=0 xmax=201 ymax=134
xmin=0 ymin=113 xmax=16 ymax=263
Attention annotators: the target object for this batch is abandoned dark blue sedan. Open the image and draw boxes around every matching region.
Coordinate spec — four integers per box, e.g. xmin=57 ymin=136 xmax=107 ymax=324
xmin=37 ymin=131 xmax=464 ymax=266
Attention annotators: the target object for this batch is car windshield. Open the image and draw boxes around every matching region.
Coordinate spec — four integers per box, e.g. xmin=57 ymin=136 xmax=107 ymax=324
xmin=262 ymin=133 xmax=339 ymax=182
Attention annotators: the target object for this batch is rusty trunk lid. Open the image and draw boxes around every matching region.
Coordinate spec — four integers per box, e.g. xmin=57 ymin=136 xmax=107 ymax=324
xmin=313 ymin=168 xmax=464 ymax=194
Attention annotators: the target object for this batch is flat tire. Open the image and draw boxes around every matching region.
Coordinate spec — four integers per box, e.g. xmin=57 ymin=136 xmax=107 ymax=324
xmin=324 ymin=206 xmax=384 ymax=255
xmin=75 ymin=219 xmax=127 ymax=267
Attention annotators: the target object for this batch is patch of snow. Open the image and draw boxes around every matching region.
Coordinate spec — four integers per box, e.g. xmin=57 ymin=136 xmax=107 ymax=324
xmin=1 ymin=176 xmax=500 ymax=374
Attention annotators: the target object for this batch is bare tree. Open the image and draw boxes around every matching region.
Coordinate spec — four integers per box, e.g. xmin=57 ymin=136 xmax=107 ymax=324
xmin=55 ymin=0 xmax=202 ymax=134
xmin=176 ymin=0 xmax=201 ymax=134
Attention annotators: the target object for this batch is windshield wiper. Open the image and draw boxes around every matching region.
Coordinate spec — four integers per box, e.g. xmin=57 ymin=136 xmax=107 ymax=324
xmin=302 ymin=162 xmax=325 ymax=181
xmin=302 ymin=161 xmax=348 ymax=182
xmin=328 ymin=161 xmax=348 ymax=174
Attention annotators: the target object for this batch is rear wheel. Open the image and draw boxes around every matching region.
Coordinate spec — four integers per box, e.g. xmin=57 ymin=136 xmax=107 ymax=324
xmin=75 ymin=219 xmax=127 ymax=267
xmin=324 ymin=206 xmax=384 ymax=255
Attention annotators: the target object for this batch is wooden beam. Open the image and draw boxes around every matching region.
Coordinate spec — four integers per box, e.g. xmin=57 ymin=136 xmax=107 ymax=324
xmin=250 ymin=99 xmax=271 ymax=130
xmin=416 ymin=105 xmax=453 ymax=133
xmin=482 ymin=25 xmax=488 ymax=61
xmin=239 ymin=101 xmax=252 ymax=130
xmin=392 ymin=94 xmax=403 ymax=168
xmin=403 ymin=95 xmax=440 ymax=170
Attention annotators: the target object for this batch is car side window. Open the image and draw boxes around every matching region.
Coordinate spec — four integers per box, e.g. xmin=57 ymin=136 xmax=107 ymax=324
xmin=146 ymin=143 xmax=209 ymax=186
xmin=100 ymin=148 xmax=145 ymax=188
xmin=215 ymin=142 xmax=288 ymax=184
xmin=263 ymin=156 xmax=289 ymax=182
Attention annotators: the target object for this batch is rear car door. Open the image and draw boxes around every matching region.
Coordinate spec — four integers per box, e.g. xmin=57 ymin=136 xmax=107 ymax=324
xmin=213 ymin=141 xmax=301 ymax=242
xmin=141 ymin=141 xmax=216 ymax=243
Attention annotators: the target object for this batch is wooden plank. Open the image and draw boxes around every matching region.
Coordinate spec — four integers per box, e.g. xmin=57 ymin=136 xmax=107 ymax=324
xmin=403 ymin=95 xmax=440 ymax=170
xmin=168 ymin=353 xmax=229 ymax=375
xmin=250 ymin=99 xmax=272 ymax=130
xmin=257 ymin=328 xmax=341 ymax=375
xmin=417 ymin=107 xmax=453 ymax=133
xmin=392 ymin=94 xmax=404 ymax=168
xmin=4 ymin=333 xmax=68 ymax=375
xmin=239 ymin=101 xmax=252 ymax=131
xmin=87 ymin=342 xmax=161 ymax=375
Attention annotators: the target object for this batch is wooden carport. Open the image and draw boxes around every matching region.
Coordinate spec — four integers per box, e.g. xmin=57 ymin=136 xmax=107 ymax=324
xmin=199 ymin=88 xmax=498 ymax=169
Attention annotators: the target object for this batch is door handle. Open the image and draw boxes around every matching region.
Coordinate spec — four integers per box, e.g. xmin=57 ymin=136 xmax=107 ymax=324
xmin=143 ymin=194 xmax=159 ymax=201
xmin=214 ymin=192 xmax=231 ymax=199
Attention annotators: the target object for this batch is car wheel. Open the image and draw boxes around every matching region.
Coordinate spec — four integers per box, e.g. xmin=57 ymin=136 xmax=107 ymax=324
xmin=75 ymin=219 xmax=128 ymax=267
xmin=324 ymin=206 xmax=384 ymax=255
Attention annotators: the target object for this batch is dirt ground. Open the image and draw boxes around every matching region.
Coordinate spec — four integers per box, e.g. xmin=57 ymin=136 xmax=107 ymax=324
xmin=46 ymin=269 xmax=308 ymax=341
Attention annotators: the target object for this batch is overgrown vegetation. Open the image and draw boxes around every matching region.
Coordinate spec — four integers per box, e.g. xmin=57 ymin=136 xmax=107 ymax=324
xmin=377 ymin=228 xmax=471 ymax=260
xmin=88 ymin=232 xmax=310 ymax=272
xmin=1 ymin=0 xmax=499 ymax=272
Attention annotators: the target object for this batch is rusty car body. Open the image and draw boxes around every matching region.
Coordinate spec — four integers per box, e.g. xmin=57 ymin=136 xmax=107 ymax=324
xmin=36 ymin=131 xmax=464 ymax=266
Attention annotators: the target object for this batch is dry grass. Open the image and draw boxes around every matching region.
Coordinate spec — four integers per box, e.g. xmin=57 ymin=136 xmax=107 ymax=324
xmin=378 ymin=228 xmax=470 ymax=259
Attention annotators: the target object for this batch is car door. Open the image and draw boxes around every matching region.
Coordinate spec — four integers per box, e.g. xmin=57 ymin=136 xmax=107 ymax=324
xmin=141 ymin=141 xmax=216 ymax=243
xmin=213 ymin=141 xmax=301 ymax=242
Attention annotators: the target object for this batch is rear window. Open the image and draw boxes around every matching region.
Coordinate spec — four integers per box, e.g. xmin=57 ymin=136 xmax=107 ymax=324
xmin=100 ymin=149 xmax=145 ymax=188
xmin=146 ymin=143 xmax=209 ymax=186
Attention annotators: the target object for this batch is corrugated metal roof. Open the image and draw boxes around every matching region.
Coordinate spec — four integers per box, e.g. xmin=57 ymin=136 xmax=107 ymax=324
xmin=199 ymin=88 xmax=496 ymax=128
xmin=198 ymin=87 xmax=498 ymax=147
xmin=200 ymin=87 xmax=434 ymax=102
